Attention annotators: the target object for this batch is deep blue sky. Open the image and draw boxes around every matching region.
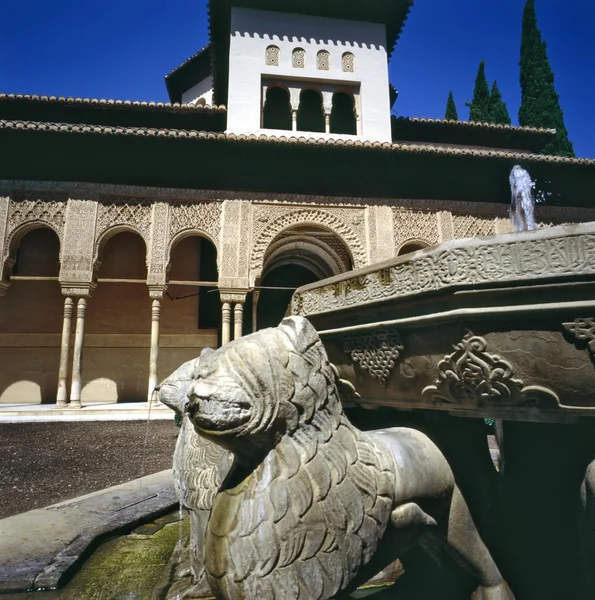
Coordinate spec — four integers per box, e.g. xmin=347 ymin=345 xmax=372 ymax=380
xmin=1 ymin=0 xmax=593 ymax=157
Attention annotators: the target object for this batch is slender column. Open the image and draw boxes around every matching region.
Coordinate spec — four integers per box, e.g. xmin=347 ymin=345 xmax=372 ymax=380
xmin=69 ymin=297 xmax=88 ymax=408
xmin=147 ymin=289 xmax=164 ymax=404
xmin=252 ymin=291 xmax=260 ymax=333
xmin=221 ymin=302 xmax=232 ymax=345
xmin=325 ymin=114 xmax=331 ymax=134
xmin=291 ymin=110 xmax=298 ymax=132
xmin=56 ymin=297 xmax=74 ymax=407
xmin=234 ymin=302 xmax=244 ymax=340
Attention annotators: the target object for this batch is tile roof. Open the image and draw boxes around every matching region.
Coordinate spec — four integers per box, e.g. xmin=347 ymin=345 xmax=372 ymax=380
xmin=394 ymin=116 xmax=556 ymax=135
xmin=1 ymin=119 xmax=593 ymax=166
xmin=165 ymin=45 xmax=211 ymax=79
xmin=0 ymin=93 xmax=226 ymax=113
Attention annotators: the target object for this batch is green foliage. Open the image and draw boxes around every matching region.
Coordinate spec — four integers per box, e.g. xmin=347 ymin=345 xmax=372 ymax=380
xmin=488 ymin=81 xmax=511 ymax=125
xmin=466 ymin=61 xmax=490 ymax=122
xmin=445 ymin=91 xmax=459 ymax=121
xmin=519 ymin=0 xmax=574 ymax=156
xmin=174 ymin=412 xmax=182 ymax=428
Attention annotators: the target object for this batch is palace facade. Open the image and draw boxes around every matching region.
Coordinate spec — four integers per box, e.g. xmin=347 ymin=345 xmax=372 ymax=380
xmin=1 ymin=0 xmax=594 ymax=406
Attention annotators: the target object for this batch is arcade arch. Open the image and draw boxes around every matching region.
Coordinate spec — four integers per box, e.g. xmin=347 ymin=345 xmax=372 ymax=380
xmin=254 ymin=225 xmax=352 ymax=331
xmin=0 ymin=227 xmax=63 ymax=404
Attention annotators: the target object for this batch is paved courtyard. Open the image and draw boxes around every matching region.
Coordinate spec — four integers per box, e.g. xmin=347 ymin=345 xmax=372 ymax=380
xmin=0 ymin=420 xmax=179 ymax=519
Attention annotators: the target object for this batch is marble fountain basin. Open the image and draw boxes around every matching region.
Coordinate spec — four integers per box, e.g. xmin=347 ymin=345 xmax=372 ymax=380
xmin=292 ymin=222 xmax=595 ymax=424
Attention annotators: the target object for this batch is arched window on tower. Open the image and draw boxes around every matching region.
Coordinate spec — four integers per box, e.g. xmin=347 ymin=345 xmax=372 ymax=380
xmin=265 ymin=45 xmax=280 ymax=67
xmin=296 ymin=89 xmax=325 ymax=133
xmin=330 ymin=92 xmax=357 ymax=135
xmin=317 ymin=50 xmax=330 ymax=71
xmin=292 ymin=48 xmax=306 ymax=68
xmin=342 ymin=52 xmax=355 ymax=73
xmin=262 ymin=86 xmax=292 ymax=130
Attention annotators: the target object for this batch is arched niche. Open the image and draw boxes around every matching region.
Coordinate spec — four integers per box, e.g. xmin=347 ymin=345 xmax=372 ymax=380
xmin=297 ymin=89 xmax=325 ymax=134
xmin=263 ymin=86 xmax=292 ymax=131
xmin=165 ymin=233 xmax=219 ymax=332
xmin=330 ymin=92 xmax=357 ymax=135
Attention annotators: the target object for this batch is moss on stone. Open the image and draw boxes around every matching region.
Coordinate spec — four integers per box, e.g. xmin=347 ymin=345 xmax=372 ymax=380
xmin=55 ymin=517 xmax=188 ymax=600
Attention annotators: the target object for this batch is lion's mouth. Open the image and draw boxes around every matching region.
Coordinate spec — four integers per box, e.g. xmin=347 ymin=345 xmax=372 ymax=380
xmin=189 ymin=395 xmax=251 ymax=432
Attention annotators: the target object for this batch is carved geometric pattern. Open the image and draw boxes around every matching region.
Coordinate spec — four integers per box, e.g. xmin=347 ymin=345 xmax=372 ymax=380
xmin=96 ymin=195 xmax=151 ymax=242
xmin=6 ymin=193 xmax=67 ymax=252
xmin=293 ymin=230 xmax=595 ymax=316
xmin=169 ymin=201 xmax=222 ymax=249
xmin=292 ymin=48 xmax=306 ymax=68
xmin=251 ymin=206 xmax=366 ymax=278
xmin=342 ymin=329 xmax=404 ymax=388
xmin=342 ymin=52 xmax=355 ymax=73
xmin=393 ymin=209 xmax=439 ymax=248
xmin=265 ymin=45 xmax=280 ymax=67
xmin=452 ymin=214 xmax=496 ymax=239
xmin=317 ymin=50 xmax=330 ymax=71
xmin=60 ymin=200 xmax=98 ymax=282
xmin=563 ymin=318 xmax=595 ymax=356
xmin=422 ymin=332 xmax=559 ymax=408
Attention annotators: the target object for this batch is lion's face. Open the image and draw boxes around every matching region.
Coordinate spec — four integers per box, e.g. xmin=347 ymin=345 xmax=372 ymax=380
xmin=186 ymin=348 xmax=254 ymax=435
xmin=186 ymin=332 xmax=291 ymax=443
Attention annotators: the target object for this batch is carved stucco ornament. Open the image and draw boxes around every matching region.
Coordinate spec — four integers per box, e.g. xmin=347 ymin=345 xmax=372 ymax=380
xmin=563 ymin=318 xmax=595 ymax=357
xmin=342 ymin=329 xmax=404 ymax=387
xmin=422 ymin=332 xmax=559 ymax=409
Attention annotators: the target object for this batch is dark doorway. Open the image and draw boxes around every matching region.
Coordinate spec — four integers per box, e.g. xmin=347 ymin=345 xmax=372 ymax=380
xmin=257 ymin=265 xmax=319 ymax=330
xmin=330 ymin=92 xmax=357 ymax=135
xmin=297 ymin=89 xmax=325 ymax=133
xmin=262 ymin=86 xmax=292 ymax=131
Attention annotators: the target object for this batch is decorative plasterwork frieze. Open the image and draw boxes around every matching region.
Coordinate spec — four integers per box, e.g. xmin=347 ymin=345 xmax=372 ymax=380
xmin=60 ymin=199 xmax=98 ymax=283
xmin=563 ymin=318 xmax=595 ymax=357
xmin=168 ymin=200 xmax=222 ymax=250
xmin=5 ymin=192 xmax=67 ymax=253
xmin=342 ymin=329 xmax=404 ymax=388
xmin=422 ymin=332 xmax=559 ymax=408
xmin=293 ymin=225 xmax=595 ymax=316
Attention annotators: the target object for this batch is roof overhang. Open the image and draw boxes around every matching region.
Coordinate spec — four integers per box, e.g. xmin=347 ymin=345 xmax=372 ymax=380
xmin=1 ymin=120 xmax=593 ymax=208
xmin=165 ymin=45 xmax=213 ymax=104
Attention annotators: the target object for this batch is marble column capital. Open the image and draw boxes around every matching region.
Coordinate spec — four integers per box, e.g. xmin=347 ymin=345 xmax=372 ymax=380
xmin=148 ymin=284 xmax=168 ymax=300
xmin=60 ymin=282 xmax=96 ymax=298
xmin=219 ymin=289 xmax=248 ymax=304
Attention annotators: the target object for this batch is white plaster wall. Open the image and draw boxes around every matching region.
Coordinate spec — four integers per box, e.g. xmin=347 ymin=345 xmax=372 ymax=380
xmin=227 ymin=7 xmax=391 ymax=142
xmin=182 ymin=76 xmax=214 ymax=106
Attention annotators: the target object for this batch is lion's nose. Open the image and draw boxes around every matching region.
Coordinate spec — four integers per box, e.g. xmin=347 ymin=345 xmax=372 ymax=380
xmin=189 ymin=380 xmax=217 ymax=402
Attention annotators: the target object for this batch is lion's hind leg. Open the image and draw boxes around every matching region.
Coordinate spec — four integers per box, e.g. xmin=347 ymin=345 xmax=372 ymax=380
xmin=447 ymin=486 xmax=515 ymax=600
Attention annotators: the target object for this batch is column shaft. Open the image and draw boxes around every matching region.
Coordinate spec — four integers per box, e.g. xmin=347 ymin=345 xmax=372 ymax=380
xmin=148 ymin=298 xmax=161 ymax=404
xmin=69 ymin=297 xmax=87 ymax=408
xmin=234 ymin=302 xmax=244 ymax=340
xmin=325 ymin=114 xmax=331 ymax=134
xmin=252 ymin=292 xmax=260 ymax=333
xmin=56 ymin=297 xmax=74 ymax=407
xmin=221 ymin=302 xmax=232 ymax=345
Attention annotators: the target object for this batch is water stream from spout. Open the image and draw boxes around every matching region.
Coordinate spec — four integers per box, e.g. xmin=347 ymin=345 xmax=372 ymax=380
xmin=139 ymin=390 xmax=156 ymax=484
xmin=509 ymin=165 xmax=537 ymax=232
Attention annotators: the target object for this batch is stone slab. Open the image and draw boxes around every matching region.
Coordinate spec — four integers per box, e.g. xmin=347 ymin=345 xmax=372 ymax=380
xmin=0 ymin=470 xmax=177 ymax=592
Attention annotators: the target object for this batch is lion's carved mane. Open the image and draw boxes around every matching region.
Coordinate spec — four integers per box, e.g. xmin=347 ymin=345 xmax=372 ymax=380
xmin=202 ymin=321 xmax=397 ymax=599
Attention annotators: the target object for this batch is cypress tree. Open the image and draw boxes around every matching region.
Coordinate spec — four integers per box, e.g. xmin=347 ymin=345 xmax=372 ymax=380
xmin=519 ymin=0 xmax=574 ymax=156
xmin=445 ymin=91 xmax=459 ymax=120
xmin=489 ymin=81 xmax=512 ymax=125
xmin=466 ymin=61 xmax=490 ymax=122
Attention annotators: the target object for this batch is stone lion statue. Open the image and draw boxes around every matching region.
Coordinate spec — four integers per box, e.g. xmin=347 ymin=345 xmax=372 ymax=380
xmin=172 ymin=316 xmax=514 ymax=600
xmin=159 ymin=351 xmax=232 ymax=598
